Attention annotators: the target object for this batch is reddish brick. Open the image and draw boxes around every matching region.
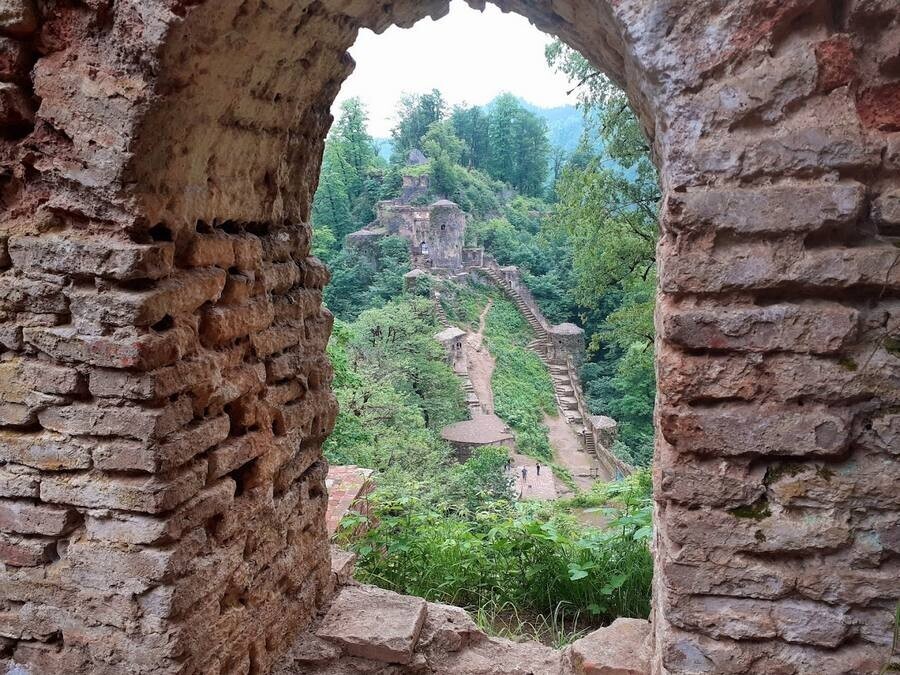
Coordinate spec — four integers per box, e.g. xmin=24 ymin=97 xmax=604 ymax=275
xmin=857 ymin=82 xmax=900 ymax=131
xmin=0 ymin=534 xmax=56 ymax=567
xmin=0 ymin=499 xmax=79 ymax=536
xmin=815 ymin=35 xmax=856 ymax=93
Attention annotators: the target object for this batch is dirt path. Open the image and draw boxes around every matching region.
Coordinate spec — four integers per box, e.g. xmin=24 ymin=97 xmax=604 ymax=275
xmin=506 ymin=454 xmax=556 ymax=501
xmin=464 ymin=300 xmax=495 ymax=415
xmin=543 ymin=412 xmax=610 ymax=492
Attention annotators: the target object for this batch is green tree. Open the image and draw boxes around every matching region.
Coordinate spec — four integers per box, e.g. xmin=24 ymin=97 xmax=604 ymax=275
xmin=312 ymin=98 xmax=385 ymax=258
xmin=485 ymin=94 xmax=550 ymax=197
xmin=450 ymin=104 xmax=490 ymax=168
xmin=391 ymin=89 xmax=447 ymax=158
xmin=547 ymin=41 xmax=660 ymax=464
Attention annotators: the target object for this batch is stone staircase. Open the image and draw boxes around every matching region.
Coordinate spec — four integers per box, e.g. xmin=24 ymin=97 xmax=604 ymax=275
xmin=461 ymin=376 xmax=482 ymax=415
xmin=433 ymin=297 xmax=451 ymax=328
xmin=549 ymin=362 xmax=582 ymax=427
xmin=478 ymin=264 xmax=631 ymax=477
xmin=481 ymin=267 xmax=586 ymax=433
xmin=482 ymin=267 xmax=552 ymax=356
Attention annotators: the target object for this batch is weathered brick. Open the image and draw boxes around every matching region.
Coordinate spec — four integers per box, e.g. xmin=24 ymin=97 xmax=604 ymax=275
xmin=767 ymin=452 xmax=900 ymax=510
xmin=25 ymin=324 xmax=198 ymax=370
xmin=67 ymin=528 xmax=207 ymax=595
xmin=219 ymin=273 xmax=259 ymax=305
xmin=666 ymin=183 xmax=865 ymax=236
xmin=40 ymin=460 xmax=207 ymax=513
xmin=667 ymin=596 xmax=849 ymax=647
xmin=261 ymin=261 xmax=302 ymax=293
xmin=92 ymin=415 xmax=230 ymax=472
xmin=0 ymin=534 xmax=56 ymax=567
xmin=232 ymin=234 xmax=264 ymax=271
xmin=8 ymin=234 xmax=174 ymax=280
xmin=299 ymin=257 xmax=330 ymax=289
xmin=0 ymin=271 xmax=67 ymax=314
xmin=660 ymin=241 xmax=900 ymax=294
xmin=0 ymin=464 xmax=39 ymax=497
xmin=656 ymin=440 xmax=765 ymax=508
xmin=272 ymin=289 xmax=322 ymax=323
xmin=815 ymin=35 xmax=856 ymax=93
xmin=183 ymin=233 xmax=234 ymax=268
xmin=19 ymin=359 xmax=83 ymax=395
xmin=873 ymin=188 xmax=900 ymax=228
xmin=89 ymin=355 xmax=217 ymax=400
xmin=261 ymin=226 xmax=309 ymax=262
xmin=662 ymin=503 xmax=852 ymax=558
xmin=0 ymin=499 xmax=79 ymax=536
xmin=659 ymin=403 xmax=851 ymax=457
xmin=68 ymin=268 xmax=226 ymax=328
xmin=657 ymin=350 xmax=899 ymax=406
xmin=252 ymin=327 xmax=304 ymax=358
xmin=661 ymin=302 xmax=858 ymax=354
xmin=200 ymin=298 xmax=274 ymax=347
xmin=856 ymin=82 xmax=900 ymax=132
xmin=38 ymin=396 xmax=193 ymax=441
xmin=207 ymin=429 xmax=274 ymax=481
xmin=0 ymin=429 xmax=92 ymax=470
xmin=84 ymin=478 xmax=235 ymax=545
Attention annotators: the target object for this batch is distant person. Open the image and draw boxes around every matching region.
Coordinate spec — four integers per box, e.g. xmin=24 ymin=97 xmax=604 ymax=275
xmin=521 ymin=466 xmax=528 ymax=482
xmin=536 ymin=462 xmax=541 ymax=476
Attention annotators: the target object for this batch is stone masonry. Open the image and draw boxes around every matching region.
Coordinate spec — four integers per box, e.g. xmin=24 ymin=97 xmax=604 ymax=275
xmin=0 ymin=0 xmax=898 ymax=674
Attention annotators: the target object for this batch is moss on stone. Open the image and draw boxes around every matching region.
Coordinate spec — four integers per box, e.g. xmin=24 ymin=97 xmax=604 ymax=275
xmin=837 ymin=357 xmax=858 ymax=371
xmin=764 ymin=462 xmax=804 ymax=486
xmin=884 ymin=337 xmax=900 ymax=357
xmin=816 ymin=466 xmax=835 ymax=482
xmin=729 ymin=498 xmax=771 ymax=521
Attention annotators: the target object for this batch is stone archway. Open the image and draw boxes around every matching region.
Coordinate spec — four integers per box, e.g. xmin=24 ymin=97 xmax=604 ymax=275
xmin=1 ymin=0 xmax=898 ymax=672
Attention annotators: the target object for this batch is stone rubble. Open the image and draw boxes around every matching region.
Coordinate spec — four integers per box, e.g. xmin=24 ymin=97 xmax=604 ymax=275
xmin=275 ymin=578 xmax=652 ymax=675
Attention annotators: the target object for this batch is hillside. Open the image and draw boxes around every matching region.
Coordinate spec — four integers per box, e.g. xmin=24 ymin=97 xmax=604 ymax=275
xmin=374 ymin=95 xmax=585 ymax=161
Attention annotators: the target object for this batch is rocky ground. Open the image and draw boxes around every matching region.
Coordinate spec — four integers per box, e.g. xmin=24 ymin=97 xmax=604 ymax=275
xmin=273 ymin=550 xmax=651 ymax=675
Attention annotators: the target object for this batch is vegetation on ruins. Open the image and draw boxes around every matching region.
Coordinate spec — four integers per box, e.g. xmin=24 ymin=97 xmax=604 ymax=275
xmin=313 ymin=60 xmax=660 ymax=641
xmin=323 ymin=281 xmax=653 ymax=640
xmin=314 ymin=77 xmax=658 ymax=463
xmin=339 ymin=467 xmax=653 ymax=633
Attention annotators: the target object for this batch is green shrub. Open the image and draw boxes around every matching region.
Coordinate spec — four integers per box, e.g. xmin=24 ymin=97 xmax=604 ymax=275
xmin=342 ymin=468 xmax=653 ymax=628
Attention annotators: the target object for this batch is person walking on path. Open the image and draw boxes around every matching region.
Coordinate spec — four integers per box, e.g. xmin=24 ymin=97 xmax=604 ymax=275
xmin=536 ymin=462 xmax=541 ymax=476
xmin=521 ymin=466 xmax=528 ymax=482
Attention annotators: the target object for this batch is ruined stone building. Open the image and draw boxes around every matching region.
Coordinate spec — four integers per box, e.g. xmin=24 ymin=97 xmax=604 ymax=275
xmin=347 ymin=161 xmax=468 ymax=271
xmin=0 ymin=0 xmax=898 ymax=673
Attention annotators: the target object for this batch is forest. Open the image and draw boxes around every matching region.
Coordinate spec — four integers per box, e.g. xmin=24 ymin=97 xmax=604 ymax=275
xmin=312 ymin=41 xmax=659 ymax=641
xmin=315 ymin=42 xmax=658 ymax=466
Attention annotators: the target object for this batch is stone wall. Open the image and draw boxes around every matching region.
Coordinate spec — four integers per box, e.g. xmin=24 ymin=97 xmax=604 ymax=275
xmin=0 ymin=0 xmax=898 ymax=673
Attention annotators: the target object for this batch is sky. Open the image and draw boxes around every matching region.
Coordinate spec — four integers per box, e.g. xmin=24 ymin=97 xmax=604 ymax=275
xmin=332 ymin=1 xmax=577 ymax=137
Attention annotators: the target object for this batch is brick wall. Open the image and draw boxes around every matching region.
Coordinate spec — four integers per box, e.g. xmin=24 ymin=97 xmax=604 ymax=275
xmin=0 ymin=0 xmax=897 ymax=673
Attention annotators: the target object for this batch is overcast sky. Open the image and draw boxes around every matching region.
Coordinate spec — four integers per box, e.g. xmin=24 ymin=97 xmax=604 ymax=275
xmin=332 ymin=1 xmax=577 ymax=137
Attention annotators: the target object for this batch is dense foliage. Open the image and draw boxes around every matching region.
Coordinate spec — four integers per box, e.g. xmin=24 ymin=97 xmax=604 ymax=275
xmin=311 ymin=65 xmax=660 ymax=642
xmin=342 ymin=468 xmax=653 ymax=630
xmin=545 ymin=41 xmax=659 ymax=465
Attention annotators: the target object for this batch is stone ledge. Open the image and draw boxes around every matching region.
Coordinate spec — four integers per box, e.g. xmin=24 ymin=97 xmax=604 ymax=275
xmin=279 ymin=577 xmax=651 ymax=674
xmin=316 ymin=584 xmax=427 ymax=664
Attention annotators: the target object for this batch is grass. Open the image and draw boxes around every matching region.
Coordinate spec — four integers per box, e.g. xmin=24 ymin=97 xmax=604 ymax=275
xmin=342 ymin=469 xmax=654 ymax=636
xmin=483 ymin=296 xmax=556 ymax=460
xmin=473 ymin=599 xmax=590 ymax=648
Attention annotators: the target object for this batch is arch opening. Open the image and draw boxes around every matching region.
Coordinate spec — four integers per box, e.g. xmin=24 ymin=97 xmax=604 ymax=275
xmin=0 ymin=0 xmax=898 ymax=673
